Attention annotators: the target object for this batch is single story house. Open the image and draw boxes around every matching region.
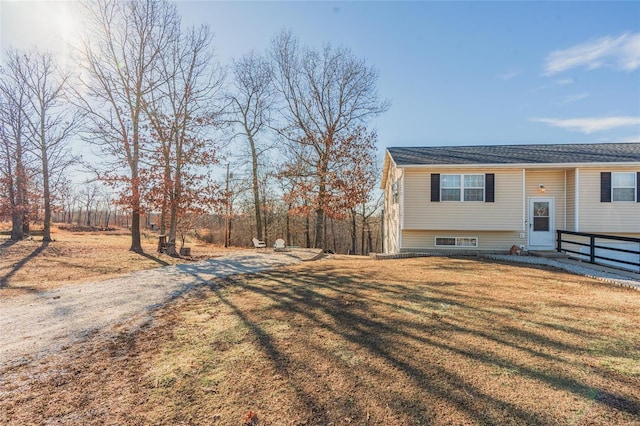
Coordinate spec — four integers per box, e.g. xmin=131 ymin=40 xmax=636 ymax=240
xmin=381 ymin=142 xmax=640 ymax=255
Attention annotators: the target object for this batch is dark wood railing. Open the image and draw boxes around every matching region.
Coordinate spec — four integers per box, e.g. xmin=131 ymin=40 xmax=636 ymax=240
xmin=556 ymin=230 xmax=640 ymax=273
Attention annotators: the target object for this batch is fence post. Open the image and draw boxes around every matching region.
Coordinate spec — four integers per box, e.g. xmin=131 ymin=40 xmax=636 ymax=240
xmin=556 ymin=230 xmax=562 ymax=253
xmin=589 ymin=235 xmax=596 ymax=264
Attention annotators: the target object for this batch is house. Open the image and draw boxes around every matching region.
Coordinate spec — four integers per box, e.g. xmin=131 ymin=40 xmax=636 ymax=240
xmin=381 ymin=142 xmax=640 ymax=255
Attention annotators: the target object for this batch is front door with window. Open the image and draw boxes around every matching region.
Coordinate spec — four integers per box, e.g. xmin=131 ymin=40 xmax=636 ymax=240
xmin=529 ymin=198 xmax=554 ymax=248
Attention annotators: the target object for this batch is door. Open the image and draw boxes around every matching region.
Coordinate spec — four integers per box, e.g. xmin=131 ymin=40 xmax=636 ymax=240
xmin=529 ymin=198 xmax=554 ymax=248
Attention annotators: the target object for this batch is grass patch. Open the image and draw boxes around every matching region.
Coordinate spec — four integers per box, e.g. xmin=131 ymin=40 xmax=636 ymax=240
xmin=0 ymin=227 xmax=235 ymax=295
xmin=1 ymin=257 xmax=639 ymax=425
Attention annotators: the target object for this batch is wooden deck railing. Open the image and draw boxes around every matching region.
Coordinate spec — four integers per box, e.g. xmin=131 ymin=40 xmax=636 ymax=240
xmin=556 ymin=230 xmax=640 ymax=273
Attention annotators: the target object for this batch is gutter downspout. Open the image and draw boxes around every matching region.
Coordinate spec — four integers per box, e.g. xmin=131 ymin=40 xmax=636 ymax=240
xmin=522 ymin=169 xmax=526 ymax=233
xmin=398 ymin=168 xmax=405 ymax=252
xmin=575 ymin=169 xmax=580 ymax=232
xmin=564 ymin=170 xmax=567 ymax=229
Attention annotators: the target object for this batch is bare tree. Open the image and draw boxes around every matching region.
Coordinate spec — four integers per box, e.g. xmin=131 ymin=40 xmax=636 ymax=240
xmin=77 ymin=0 xmax=178 ymax=253
xmin=80 ymin=183 xmax=100 ymax=227
xmin=0 ymin=56 xmax=33 ymax=240
xmin=270 ymin=31 xmax=389 ymax=249
xmin=143 ymin=23 xmax=223 ymax=256
xmin=4 ymin=49 xmax=80 ymax=242
xmin=227 ymin=51 xmax=274 ymax=241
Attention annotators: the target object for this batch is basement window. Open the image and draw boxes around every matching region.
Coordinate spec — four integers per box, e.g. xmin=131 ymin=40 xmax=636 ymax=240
xmin=435 ymin=237 xmax=478 ymax=248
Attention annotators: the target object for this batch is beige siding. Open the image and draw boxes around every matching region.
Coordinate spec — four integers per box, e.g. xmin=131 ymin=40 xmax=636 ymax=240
xmin=394 ymin=164 xmax=638 ymax=253
xmin=383 ymin=163 xmax=403 ymax=253
xmin=566 ymin=169 xmax=576 ymax=231
xmin=401 ymin=230 xmax=524 ymax=252
xmin=525 ymin=170 xmax=566 ymax=232
xmin=578 ymin=168 xmax=640 ymax=233
xmin=403 ymin=169 xmax=523 ymax=231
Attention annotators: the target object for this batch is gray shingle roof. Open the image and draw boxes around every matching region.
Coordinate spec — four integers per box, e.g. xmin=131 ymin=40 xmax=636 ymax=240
xmin=388 ymin=143 xmax=640 ymax=166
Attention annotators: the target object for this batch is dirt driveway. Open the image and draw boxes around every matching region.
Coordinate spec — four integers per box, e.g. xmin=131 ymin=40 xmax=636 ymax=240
xmin=0 ymin=251 xmax=305 ymax=368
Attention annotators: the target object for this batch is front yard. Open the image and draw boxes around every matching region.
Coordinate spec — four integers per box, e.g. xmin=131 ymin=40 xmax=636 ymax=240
xmin=1 ymin=256 xmax=638 ymax=425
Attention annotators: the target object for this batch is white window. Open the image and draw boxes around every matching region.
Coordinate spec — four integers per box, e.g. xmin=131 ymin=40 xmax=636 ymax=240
xmin=441 ymin=175 xmax=461 ymax=201
xmin=612 ymin=172 xmax=636 ymax=202
xmin=441 ymin=174 xmax=484 ymax=202
xmin=435 ymin=237 xmax=479 ymax=247
xmin=464 ymin=175 xmax=484 ymax=201
xmin=391 ymin=180 xmax=399 ymax=204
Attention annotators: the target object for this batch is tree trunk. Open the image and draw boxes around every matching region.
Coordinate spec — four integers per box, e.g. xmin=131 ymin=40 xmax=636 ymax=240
xmin=159 ymin=198 xmax=167 ymax=235
xmin=130 ymin=211 xmax=143 ymax=253
xmin=313 ymin=157 xmax=329 ymax=249
xmin=286 ymin=203 xmax=292 ymax=246
xmin=7 ymin=161 xmax=24 ymax=241
xmin=314 ymin=208 xmax=324 ymax=249
xmin=331 ymin=217 xmax=337 ymax=253
xmin=129 ymin=179 xmax=143 ymax=252
xmin=41 ymin=141 xmax=52 ymax=242
xmin=166 ymin=208 xmax=178 ymax=256
xmin=247 ymin=132 xmax=263 ymax=240
xmin=12 ymin=156 xmax=27 ymax=240
xmin=305 ymin=214 xmax=311 ymax=248
xmin=21 ymin=189 xmax=30 ymax=236
xmin=68 ymin=202 xmax=74 ymax=224
xmin=350 ymin=208 xmax=357 ymax=255
xmin=11 ymin=210 xmax=24 ymax=241
xmin=166 ymin=177 xmax=180 ymax=257
xmin=159 ymin=151 xmax=170 ymax=235
xmin=361 ymin=205 xmax=366 ymax=256
xmin=261 ymin=191 xmax=268 ymax=246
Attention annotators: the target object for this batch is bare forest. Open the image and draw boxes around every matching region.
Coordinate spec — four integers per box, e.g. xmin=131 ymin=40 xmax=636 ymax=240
xmin=0 ymin=0 xmax=388 ymax=255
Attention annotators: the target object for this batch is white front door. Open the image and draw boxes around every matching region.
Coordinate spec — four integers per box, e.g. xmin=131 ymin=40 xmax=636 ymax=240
xmin=529 ymin=198 xmax=554 ymax=249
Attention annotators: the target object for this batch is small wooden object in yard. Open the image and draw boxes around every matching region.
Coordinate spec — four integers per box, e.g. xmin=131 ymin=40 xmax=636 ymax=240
xmin=180 ymin=247 xmax=191 ymax=256
xmin=157 ymin=235 xmax=167 ymax=253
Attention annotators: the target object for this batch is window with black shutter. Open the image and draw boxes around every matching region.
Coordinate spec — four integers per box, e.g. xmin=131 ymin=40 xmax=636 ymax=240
xmin=602 ymin=172 xmax=639 ymax=202
xmin=485 ymin=173 xmax=495 ymax=203
xmin=600 ymin=172 xmax=612 ymax=202
xmin=431 ymin=174 xmax=440 ymax=202
xmin=432 ymin=173 xmax=494 ymax=202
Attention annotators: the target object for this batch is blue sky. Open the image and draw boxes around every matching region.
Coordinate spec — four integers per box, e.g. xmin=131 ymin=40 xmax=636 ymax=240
xmin=2 ymin=1 xmax=639 ymax=151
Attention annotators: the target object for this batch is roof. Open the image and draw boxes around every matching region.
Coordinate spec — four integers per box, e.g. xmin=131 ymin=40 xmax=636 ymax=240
xmin=387 ymin=143 xmax=640 ymax=166
xmin=380 ymin=142 xmax=640 ymax=189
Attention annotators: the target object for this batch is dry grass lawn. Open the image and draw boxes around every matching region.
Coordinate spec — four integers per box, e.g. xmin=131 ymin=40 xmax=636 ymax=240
xmin=1 ymin=249 xmax=638 ymax=425
xmin=0 ymin=226 xmax=235 ymax=296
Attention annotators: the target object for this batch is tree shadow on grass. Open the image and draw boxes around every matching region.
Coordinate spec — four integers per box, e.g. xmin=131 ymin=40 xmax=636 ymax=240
xmin=0 ymin=241 xmax=49 ymax=289
xmin=214 ymin=267 xmax=640 ymax=424
xmin=136 ymin=251 xmax=170 ymax=266
xmin=0 ymin=239 xmax=18 ymax=250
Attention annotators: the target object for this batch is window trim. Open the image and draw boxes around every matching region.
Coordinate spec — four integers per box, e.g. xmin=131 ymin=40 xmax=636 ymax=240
xmin=434 ymin=236 xmax=479 ymax=248
xmin=611 ymin=172 xmax=637 ymax=202
xmin=440 ymin=174 xmax=485 ymax=202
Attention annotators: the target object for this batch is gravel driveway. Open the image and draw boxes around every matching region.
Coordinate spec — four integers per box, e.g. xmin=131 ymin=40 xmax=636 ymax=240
xmin=0 ymin=251 xmax=303 ymax=369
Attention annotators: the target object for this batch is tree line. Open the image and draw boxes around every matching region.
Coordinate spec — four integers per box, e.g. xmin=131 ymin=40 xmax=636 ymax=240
xmin=0 ymin=0 xmax=388 ymax=255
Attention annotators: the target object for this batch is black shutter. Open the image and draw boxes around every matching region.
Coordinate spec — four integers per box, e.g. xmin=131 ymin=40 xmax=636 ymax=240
xmin=637 ymin=172 xmax=640 ymax=202
xmin=431 ymin=174 xmax=440 ymax=202
xmin=485 ymin=173 xmax=495 ymax=202
xmin=600 ymin=172 xmax=611 ymax=202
